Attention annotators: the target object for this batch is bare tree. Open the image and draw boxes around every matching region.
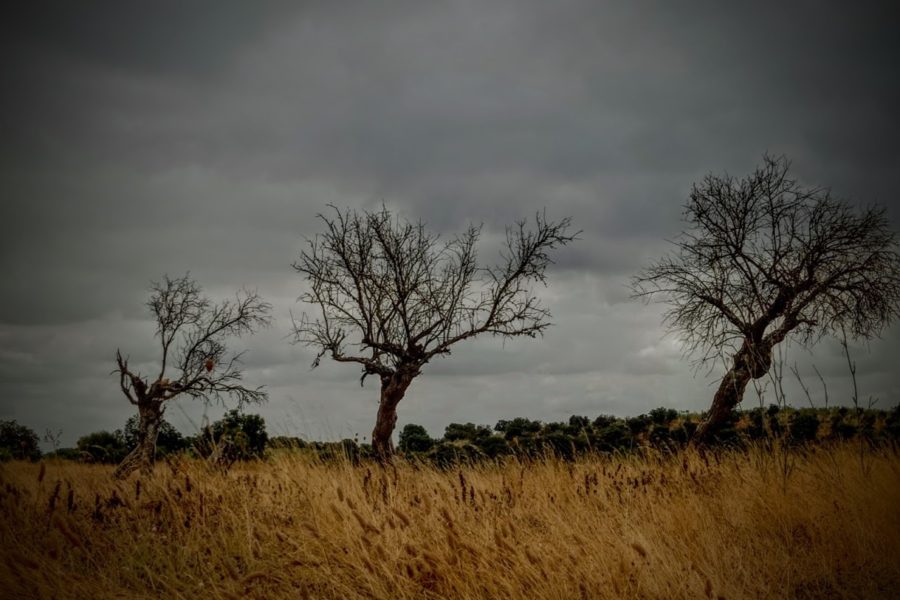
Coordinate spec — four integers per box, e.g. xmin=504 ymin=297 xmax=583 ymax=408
xmin=633 ymin=156 xmax=900 ymax=442
xmin=113 ymin=275 xmax=271 ymax=478
xmin=292 ymin=206 xmax=576 ymax=458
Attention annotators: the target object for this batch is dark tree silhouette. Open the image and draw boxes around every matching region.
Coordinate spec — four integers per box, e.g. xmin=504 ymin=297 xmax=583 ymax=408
xmin=0 ymin=420 xmax=41 ymax=461
xmin=398 ymin=424 xmax=434 ymax=453
xmin=293 ymin=206 xmax=576 ymax=458
xmin=634 ymin=156 xmax=900 ymax=442
xmin=121 ymin=415 xmax=186 ymax=457
xmin=113 ymin=275 xmax=270 ymax=478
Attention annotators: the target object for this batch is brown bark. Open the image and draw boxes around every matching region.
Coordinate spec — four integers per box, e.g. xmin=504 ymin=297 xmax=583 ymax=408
xmin=371 ymin=370 xmax=415 ymax=460
xmin=113 ymin=401 xmax=163 ymax=479
xmin=694 ymin=340 xmax=772 ymax=443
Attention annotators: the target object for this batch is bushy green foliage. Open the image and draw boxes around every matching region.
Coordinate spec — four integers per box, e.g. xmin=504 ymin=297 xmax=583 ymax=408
xmin=192 ymin=410 xmax=269 ymax=461
xmin=709 ymin=410 xmax=743 ymax=447
xmin=495 ymin=418 xmax=542 ymax=440
xmin=593 ymin=422 xmax=634 ymax=451
xmin=39 ymin=402 xmax=900 ymax=468
xmin=625 ymin=414 xmax=652 ymax=435
xmin=444 ymin=422 xmax=492 ymax=442
xmin=44 ymin=447 xmax=83 ymax=461
xmin=789 ymin=410 xmax=820 ymax=444
xmin=886 ymin=405 xmax=900 ymax=440
xmin=829 ymin=408 xmax=858 ymax=440
xmin=268 ymin=436 xmax=307 ymax=450
xmin=121 ymin=415 xmax=187 ymax=456
xmin=426 ymin=441 xmax=485 ymax=469
xmin=649 ymin=407 xmax=678 ymax=426
xmin=417 ymin=404 xmax=900 ymax=465
xmin=746 ymin=408 xmax=767 ymax=440
xmin=542 ymin=431 xmax=577 ymax=460
xmin=648 ymin=424 xmax=673 ymax=449
xmin=591 ymin=414 xmax=617 ymax=430
xmin=76 ymin=430 xmax=128 ymax=463
xmin=398 ymin=424 xmax=434 ymax=453
xmin=567 ymin=415 xmax=591 ymax=435
xmin=0 ymin=420 xmax=41 ymax=461
xmin=473 ymin=435 xmax=512 ymax=458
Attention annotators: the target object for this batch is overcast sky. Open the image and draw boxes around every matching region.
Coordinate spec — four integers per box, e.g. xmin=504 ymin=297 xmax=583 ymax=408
xmin=2 ymin=1 xmax=899 ymax=447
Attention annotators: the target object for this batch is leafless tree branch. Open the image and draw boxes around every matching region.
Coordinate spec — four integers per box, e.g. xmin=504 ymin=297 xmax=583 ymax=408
xmin=291 ymin=205 xmax=577 ymax=456
xmin=113 ymin=274 xmax=271 ymax=477
xmin=633 ymin=155 xmax=900 ymax=440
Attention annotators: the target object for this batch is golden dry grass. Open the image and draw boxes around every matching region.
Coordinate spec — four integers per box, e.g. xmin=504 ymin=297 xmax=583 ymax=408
xmin=1 ymin=443 xmax=899 ymax=599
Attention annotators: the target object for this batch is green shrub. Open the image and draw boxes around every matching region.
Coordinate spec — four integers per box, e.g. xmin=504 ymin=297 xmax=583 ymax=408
xmin=789 ymin=411 xmax=820 ymax=444
xmin=626 ymin=414 xmax=651 ymax=436
xmin=121 ymin=415 xmax=186 ymax=456
xmin=0 ymin=420 xmax=41 ymax=461
xmin=444 ymin=423 xmax=492 ymax=442
xmin=473 ymin=435 xmax=512 ymax=459
xmin=595 ymin=422 xmax=634 ymax=452
xmin=495 ymin=418 xmax=542 ymax=440
xmin=649 ymin=407 xmax=678 ymax=427
xmin=268 ymin=436 xmax=307 ymax=450
xmin=399 ymin=424 xmax=434 ymax=453
xmin=76 ymin=431 xmax=127 ymax=463
xmin=591 ymin=414 xmax=617 ymax=430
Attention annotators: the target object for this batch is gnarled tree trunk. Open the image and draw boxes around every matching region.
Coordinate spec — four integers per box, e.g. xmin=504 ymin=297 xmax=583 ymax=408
xmin=113 ymin=401 xmax=163 ymax=479
xmin=371 ymin=370 xmax=415 ymax=460
xmin=694 ymin=340 xmax=772 ymax=443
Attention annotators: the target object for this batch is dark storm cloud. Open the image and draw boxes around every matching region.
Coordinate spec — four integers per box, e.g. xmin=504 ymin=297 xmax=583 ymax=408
xmin=1 ymin=1 xmax=899 ymax=445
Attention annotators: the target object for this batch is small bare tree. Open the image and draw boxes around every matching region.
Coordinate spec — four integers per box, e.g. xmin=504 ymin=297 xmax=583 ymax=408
xmin=113 ymin=275 xmax=271 ymax=478
xmin=292 ymin=206 xmax=576 ymax=458
xmin=633 ymin=156 xmax=900 ymax=442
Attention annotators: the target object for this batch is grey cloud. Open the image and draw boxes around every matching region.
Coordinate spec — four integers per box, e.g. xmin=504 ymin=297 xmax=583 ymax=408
xmin=2 ymin=1 xmax=899 ymax=446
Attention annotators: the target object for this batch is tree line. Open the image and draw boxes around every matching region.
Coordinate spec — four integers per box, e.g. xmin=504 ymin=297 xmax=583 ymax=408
xmin=14 ymin=154 xmax=899 ymax=476
xmin=0 ymin=410 xmax=267 ymax=465
xmin=4 ymin=403 xmax=900 ymax=467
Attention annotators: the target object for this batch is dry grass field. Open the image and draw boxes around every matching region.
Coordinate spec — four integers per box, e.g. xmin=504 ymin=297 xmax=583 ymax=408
xmin=2 ymin=443 xmax=899 ymax=599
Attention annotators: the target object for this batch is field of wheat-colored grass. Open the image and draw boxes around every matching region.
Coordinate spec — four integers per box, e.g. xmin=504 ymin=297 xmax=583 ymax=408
xmin=1 ymin=443 xmax=899 ymax=599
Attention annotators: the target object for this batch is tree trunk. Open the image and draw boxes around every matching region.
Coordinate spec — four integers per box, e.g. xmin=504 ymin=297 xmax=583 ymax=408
xmin=113 ymin=402 xmax=163 ymax=479
xmin=371 ymin=371 xmax=414 ymax=460
xmin=694 ymin=341 xmax=772 ymax=443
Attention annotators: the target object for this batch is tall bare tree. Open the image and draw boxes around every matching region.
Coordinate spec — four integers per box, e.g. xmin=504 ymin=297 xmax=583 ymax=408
xmin=293 ymin=206 xmax=576 ymax=458
xmin=113 ymin=275 xmax=271 ymax=478
xmin=634 ymin=155 xmax=900 ymax=442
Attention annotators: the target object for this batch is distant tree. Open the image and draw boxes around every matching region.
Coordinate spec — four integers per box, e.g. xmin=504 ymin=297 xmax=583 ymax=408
xmin=649 ymin=407 xmax=678 ymax=426
xmin=885 ymin=405 xmax=900 ymax=440
xmin=113 ymin=274 xmax=270 ymax=478
xmin=591 ymin=414 xmax=617 ymax=430
xmin=542 ymin=430 xmax=576 ymax=460
xmin=76 ymin=431 xmax=127 ymax=464
xmin=625 ymin=414 xmax=652 ymax=436
xmin=746 ymin=407 xmax=767 ymax=440
xmin=292 ymin=206 xmax=576 ymax=458
xmin=121 ymin=415 xmax=186 ymax=457
xmin=829 ymin=411 xmax=857 ymax=441
xmin=495 ymin=417 xmax=542 ymax=440
xmin=199 ymin=410 xmax=269 ymax=462
xmin=542 ymin=421 xmax=568 ymax=435
xmin=473 ymin=435 xmax=512 ymax=459
xmin=427 ymin=442 xmax=467 ymax=469
xmin=398 ymin=424 xmax=434 ymax=453
xmin=268 ymin=436 xmax=307 ymax=450
xmin=444 ymin=422 xmax=493 ymax=442
xmin=648 ymin=425 xmax=674 ymax=449
xmin=43 ymin=447 xmax=82 ymax=461
xmin=634 ymin=156 xmax=900 ymax=441
xmin=567 ymin=415 xmax=591 ymax=435
xmin=788 ymin=411 xmax=820 ymax=444
xmin=0 ymin=420 xmax=41 ymax=461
